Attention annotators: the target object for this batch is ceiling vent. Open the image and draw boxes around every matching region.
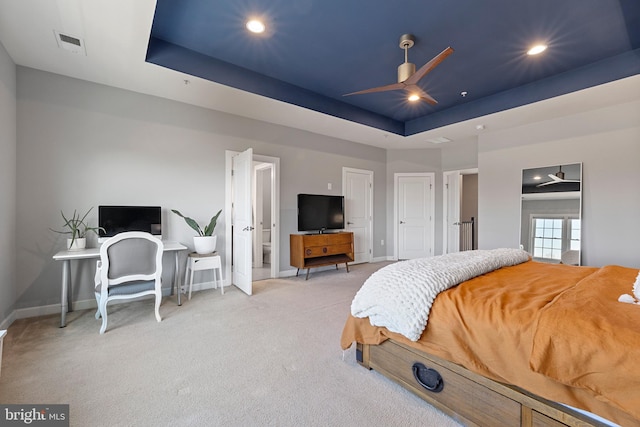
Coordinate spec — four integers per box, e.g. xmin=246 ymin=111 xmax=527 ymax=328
xmin=54 ymin=30 xmax=86 ymax=55
xmin=427 ymin=136 xmax=452 ymax=144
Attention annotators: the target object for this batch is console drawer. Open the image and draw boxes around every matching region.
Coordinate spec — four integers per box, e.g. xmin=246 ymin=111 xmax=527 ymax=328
xmin=305 ymin=243 xmax=353 ymax=258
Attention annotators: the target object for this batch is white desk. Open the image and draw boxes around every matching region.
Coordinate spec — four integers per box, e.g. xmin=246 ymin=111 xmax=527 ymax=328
xmin=53 ymin=241 xmax=187 ymax=328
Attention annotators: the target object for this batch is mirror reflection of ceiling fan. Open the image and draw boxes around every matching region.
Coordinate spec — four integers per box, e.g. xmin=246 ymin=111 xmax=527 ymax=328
xmin=536 ymin=166 xmax=580 ymax=187
xmin=343 ymin=34 xmax=453 ymax=104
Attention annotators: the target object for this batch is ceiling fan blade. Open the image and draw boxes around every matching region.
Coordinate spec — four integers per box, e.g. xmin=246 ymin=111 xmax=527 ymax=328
xmin=405 ymin=85 xmax=438 ymax=105
xmin=536 ymin=174 xmax=562 ymax=187
xmin=403 ymin=46 xmax=454 ymax=86
xmin=344 ymin=82 xmax=404 ymax=96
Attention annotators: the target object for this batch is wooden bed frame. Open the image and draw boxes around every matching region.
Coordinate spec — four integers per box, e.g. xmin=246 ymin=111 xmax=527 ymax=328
xmin=356 ymin=340 xmax=612 ymax=427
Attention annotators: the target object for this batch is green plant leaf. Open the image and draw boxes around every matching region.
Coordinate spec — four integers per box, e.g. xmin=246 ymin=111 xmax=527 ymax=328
xmin=203 ymin=209 xmax=222 ymax=236
xmin=171 ymin=209 xmax=204 ymax=236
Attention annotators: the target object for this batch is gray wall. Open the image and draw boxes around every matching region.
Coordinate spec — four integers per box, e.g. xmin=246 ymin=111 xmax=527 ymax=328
xmin=14 ymin=67 xmax=387 ymax=312
xmin=3 ymin=61 xmax=639 ymax=324
xmin=0 ymin=41 xmax=16 ymax=326
xmin=478 ymin=99 xmax=640 ymax=268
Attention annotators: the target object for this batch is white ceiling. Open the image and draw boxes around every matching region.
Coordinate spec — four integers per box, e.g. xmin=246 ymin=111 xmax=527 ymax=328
xmin=1 ymin=0 xmax=638 ymax=150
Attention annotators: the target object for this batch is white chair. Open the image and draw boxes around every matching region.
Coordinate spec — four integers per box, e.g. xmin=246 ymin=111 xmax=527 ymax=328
xmin=94 ymin=231 xmax=164 ymax=334
xmin=184 ymin=252 xmax=223 ymax=300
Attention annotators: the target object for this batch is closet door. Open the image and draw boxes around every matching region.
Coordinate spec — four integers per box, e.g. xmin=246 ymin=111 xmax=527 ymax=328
xmin=396 ymin=173 xmax=434 ymax=260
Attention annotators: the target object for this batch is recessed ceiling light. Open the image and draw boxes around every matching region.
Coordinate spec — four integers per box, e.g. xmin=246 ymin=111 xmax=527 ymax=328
xmin=246 ymin=19 xmax=265 ymax=34
xmin=527 ymin=44 xmax=547 ymax=55
xmin=408 ymin=94 xmax=420 ymax=102
xmin=533 ymin=176 xmax=542 ymax=180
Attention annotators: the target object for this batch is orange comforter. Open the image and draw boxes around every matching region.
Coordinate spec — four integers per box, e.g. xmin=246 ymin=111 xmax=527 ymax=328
xmin=341 ymin=261 xmax=640 ymax=426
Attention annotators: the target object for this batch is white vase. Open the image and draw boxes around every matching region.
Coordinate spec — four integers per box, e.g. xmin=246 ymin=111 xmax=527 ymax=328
xmin=193 ymin=235 xmax=217 ymax=254
xmin=67 ymin=237 xmax=86 ymax=251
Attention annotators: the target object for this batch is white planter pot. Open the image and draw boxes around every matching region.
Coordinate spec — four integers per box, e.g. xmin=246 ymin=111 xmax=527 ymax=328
xmin=67 ymin=237 xmax=86 ymax=251
xmin=193 ymin=235 xmax=217 ymax=254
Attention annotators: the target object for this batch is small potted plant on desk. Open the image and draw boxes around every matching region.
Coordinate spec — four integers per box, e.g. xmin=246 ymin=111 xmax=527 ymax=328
xmin=51 ymin=207 xmax=104 ymax=251
xmin=172 ymin=209 xmax=222 ymax=254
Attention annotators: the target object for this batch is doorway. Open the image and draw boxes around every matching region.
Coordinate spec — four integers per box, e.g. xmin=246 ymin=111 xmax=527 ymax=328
xmin=443 ymin=168 xmax=478 ymax=254
xmin=252 ymin=162 xmax=275 ymax=281
xmin=342 ymin=167 xmax=373 ymax=264
xmin=225 ymin=150 xmax=280 ymax=295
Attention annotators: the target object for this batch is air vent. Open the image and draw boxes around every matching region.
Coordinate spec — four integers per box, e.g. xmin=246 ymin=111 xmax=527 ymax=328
xmin=427 ymin=136 xmax=452 ymax=144
xmin=54 ymin=30 xmax=86 ymax=55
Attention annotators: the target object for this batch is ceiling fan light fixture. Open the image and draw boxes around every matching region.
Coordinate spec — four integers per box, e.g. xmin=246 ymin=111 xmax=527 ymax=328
xmin=408 ymin=94 xmax=420 ymax=102
xmin=527 ymin=44 xmax=547 ymax=55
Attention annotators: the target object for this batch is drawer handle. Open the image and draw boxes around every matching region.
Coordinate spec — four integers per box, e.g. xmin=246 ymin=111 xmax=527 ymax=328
xmin=412 ymin=362 xmax=444 ymax=393
xmin=323 ymin=247 xmax=328 ymax=254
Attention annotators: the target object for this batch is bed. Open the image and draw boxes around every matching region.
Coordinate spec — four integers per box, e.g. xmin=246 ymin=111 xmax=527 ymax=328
xmin=340 ymin=249 xmax=640 ymax=427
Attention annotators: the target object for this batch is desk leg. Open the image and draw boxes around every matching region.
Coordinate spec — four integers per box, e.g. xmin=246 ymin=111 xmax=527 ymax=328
xmin=60 ymin=260 xmax=70 ymax=328
xmin=174 ymin=251 xmax=182 ymax=306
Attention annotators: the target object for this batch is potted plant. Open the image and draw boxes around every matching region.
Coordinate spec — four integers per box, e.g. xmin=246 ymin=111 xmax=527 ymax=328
xmin=172 ymin=209 xmax=222 ymax=254
xmin=51 ymin=207 xmax=104 ymax=251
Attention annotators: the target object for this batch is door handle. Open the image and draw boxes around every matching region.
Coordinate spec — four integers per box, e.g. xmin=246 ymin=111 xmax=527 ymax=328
xmin=347 ymin=221 xmax=354 ymax=225
xmin=400 ymin=221 xmax=405 ymax=224
xmin=243 ymin=226 xmax=255 ymax=231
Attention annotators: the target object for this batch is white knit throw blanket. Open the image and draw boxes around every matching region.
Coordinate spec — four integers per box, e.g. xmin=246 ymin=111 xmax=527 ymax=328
xmin=351 ymin=248 xmax=531 ymax=341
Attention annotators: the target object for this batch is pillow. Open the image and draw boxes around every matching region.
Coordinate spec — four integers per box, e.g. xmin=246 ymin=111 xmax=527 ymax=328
xmin=618 ymin=270 xmax=640 ymax=304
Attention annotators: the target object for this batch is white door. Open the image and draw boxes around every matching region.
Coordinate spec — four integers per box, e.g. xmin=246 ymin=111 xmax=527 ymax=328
xmin=232 ymin=148 xmax=253 ymax=295
xmin=396 ymin=174 xmax=433 ymax=260
xmin=343 ymin=168 xmax=373 ymax=264
xmin=444 ymin=171 xmax=462 ymax=254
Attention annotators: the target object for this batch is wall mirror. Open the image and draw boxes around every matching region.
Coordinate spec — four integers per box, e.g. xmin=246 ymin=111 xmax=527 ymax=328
xmin=520 ymin=163 xmax=582 ymax=265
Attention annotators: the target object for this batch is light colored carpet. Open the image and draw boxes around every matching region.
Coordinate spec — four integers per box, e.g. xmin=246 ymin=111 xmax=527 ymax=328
xmin=0 ymin=262 xmax=462 ymax=427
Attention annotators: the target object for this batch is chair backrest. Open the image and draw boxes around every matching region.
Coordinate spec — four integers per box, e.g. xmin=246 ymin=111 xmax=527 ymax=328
xmin=99 ymin=232 xmax=164 ymax=286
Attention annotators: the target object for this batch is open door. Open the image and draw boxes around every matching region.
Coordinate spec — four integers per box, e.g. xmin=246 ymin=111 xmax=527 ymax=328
xmin=343 ymin=167 xmax=373 ymax=264
xmin=232 ymin=148 xmax=253 ymax=295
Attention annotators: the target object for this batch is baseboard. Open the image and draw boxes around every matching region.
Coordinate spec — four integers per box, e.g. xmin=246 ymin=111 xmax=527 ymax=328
xmin=6 ymin=281 xmax=227 ymax=324
xmin=0 ymin=311 xmax=15 ymax=331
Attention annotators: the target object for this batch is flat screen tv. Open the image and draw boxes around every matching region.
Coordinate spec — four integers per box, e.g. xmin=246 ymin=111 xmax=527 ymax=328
xmin=98 ymin=206 xmax=162 ymax=241
xmin=297 ymin=194 xmax=345 ymax=233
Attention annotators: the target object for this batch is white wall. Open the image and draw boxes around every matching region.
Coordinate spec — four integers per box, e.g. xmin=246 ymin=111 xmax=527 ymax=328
xmin=0 ymin=41 xmax=16 ymax=326
xmin=478 ymin=99 xmax=640 ymax=268
xmin=14 ymin=67 xmax=387 ymax=313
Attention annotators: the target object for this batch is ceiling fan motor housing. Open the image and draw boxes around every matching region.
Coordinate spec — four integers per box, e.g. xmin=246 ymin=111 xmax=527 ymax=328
xmin=398 ymin=62 xmax=416 ymax=83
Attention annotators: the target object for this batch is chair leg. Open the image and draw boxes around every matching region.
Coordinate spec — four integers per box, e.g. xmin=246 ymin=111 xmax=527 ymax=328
xmin=94 ymin=293 xmax=101 ymax=319
xmin=154 ymin=293 xmax=162 ymax=323
xmin=99 ymin=299 xmax=108 ymax=334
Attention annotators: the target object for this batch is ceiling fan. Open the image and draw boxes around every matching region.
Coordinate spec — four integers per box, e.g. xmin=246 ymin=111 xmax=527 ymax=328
xmin=536 ymin=166 xmax=580 ymax=187
xmin=343 ymin=34 xmax=453 ymax=105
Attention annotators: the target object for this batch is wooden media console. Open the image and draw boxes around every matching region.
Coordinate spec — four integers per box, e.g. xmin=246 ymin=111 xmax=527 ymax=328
xmin=290 ymin=232 xmax=354 ymax=279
